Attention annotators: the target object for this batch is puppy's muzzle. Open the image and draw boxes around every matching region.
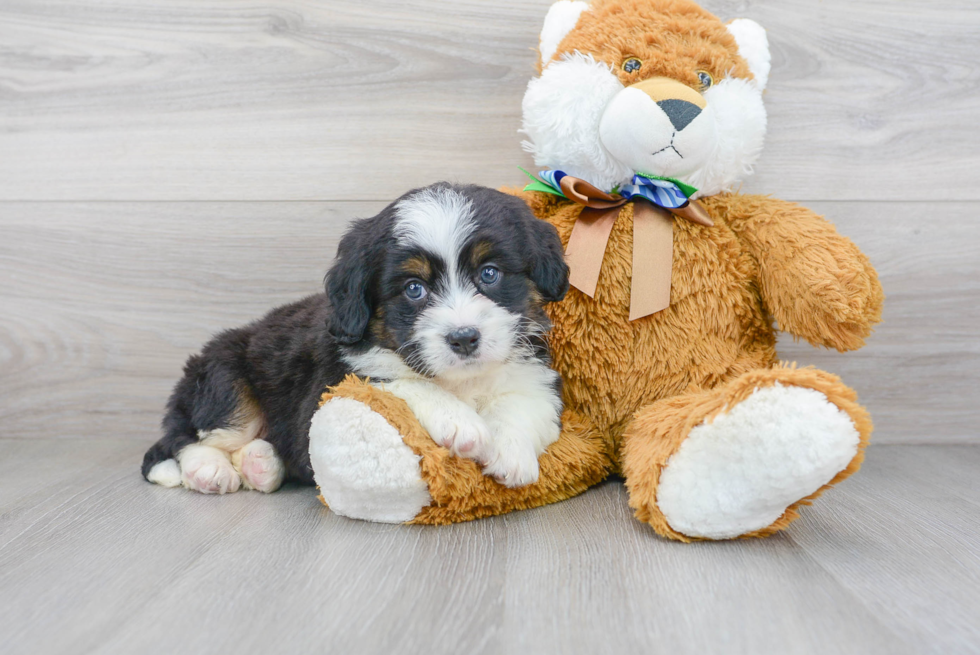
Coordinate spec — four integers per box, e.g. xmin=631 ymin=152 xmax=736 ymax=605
xmin=446 ymin=327 xmax=481 ymax=357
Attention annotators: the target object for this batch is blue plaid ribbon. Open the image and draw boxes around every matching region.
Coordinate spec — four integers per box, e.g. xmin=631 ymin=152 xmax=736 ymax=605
xmin=533 ymin=170 xmax=693 ymax=209
xmin=537 ymin=169 xmax=567 ymax=191
xmin=619 ymin=176 xmax=690 ymax=209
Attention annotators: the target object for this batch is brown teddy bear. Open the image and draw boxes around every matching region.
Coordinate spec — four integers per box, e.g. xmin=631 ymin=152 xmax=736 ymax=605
xmin=308 ymin=0 xmax=883 ymax=541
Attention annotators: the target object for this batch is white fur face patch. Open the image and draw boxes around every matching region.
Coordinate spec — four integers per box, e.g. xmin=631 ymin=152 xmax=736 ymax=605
xmin=521 ymin=38 xmax=768 ymax=196
xmin=385 ymin=186 xmax=529 ymax=379
xmin=411 ymin=285 xmax=521 ymax=378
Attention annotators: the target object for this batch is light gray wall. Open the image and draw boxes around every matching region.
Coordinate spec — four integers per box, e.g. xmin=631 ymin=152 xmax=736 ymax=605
xmin=1 ymin=0 xmax=977 ymax=443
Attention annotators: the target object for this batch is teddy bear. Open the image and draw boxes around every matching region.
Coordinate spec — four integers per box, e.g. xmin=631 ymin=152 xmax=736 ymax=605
xmin=308 ymin=0 xmax=884 ymax=541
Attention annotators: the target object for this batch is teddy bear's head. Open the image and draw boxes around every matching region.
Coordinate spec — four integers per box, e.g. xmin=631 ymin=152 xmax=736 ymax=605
xmin=521 ymin=0 xmax=770 ymax=198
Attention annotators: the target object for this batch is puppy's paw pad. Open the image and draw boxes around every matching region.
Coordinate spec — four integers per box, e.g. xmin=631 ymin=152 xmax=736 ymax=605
xmin=235 ymin=439 xmax=285 ymax=493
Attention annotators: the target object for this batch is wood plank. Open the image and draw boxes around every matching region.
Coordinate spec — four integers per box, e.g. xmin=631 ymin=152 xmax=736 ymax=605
xmin=500 ymin=480 xmax=907 ymax=655
xmin=1 ymin=0 xmax=978 ymax=201
xmin=0 ymin=201 xmax=383 ymax=441
xmin=10 ymin=440 xmax=970 ymax=654
xmin=790 ymin=445 xmax=980 ymax=655
xmin=1 ymin=200 xmax=977 ymax=444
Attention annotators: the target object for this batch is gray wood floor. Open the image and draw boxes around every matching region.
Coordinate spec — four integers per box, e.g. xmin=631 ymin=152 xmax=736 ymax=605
xmin=0 ymin=443 xmax=977 ymax=655
xmin=2 ymin=0 xmax=979 ymax=653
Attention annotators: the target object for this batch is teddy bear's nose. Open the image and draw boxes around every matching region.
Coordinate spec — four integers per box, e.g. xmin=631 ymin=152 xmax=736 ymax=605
xmin=629 ymin=77 xmax=707 ymax=132
xmin=656 ymin=99 xmax=703 ymax=131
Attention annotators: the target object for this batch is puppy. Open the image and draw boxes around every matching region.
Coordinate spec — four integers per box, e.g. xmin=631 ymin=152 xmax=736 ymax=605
xmin=141 ymin=183 xmax=570 ymax=494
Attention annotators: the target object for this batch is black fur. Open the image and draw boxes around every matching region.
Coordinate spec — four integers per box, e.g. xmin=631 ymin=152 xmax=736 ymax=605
xmin=141 ymin=183 xmax=569 ymax=487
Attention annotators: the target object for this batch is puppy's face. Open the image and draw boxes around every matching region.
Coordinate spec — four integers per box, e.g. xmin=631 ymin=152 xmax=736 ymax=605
xmin=327 ymin=183 xmax=569 ymax=379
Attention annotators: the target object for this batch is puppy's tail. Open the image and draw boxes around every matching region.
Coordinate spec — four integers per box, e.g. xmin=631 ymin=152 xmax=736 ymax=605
xmin=141 ymin=407 xmax=198 ymax=487
xmin=141 ymin=358 xmax=210 ymax=487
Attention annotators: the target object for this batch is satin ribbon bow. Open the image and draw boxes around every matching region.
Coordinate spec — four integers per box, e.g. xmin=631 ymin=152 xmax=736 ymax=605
xmin=523 ymin=169 xmax=713 ymax=320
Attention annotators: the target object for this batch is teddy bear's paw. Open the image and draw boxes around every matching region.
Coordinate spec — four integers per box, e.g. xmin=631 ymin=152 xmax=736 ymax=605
xmin=177 ymin=444 xmax=242 ymax=495
xmin=481 ymin=441 xmax=541 ymax=488
xmin=656 ymin=383 xmax=860 ymax=539
xmin=231 ymin=439 xmax=285 ymax=493
xmin=309 ymin=396 xmax=432 ymax=523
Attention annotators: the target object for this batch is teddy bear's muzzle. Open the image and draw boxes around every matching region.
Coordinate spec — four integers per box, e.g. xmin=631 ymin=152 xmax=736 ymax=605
xmin=631 ymin=76 xmax=706 ymax=130
xmin=598 ymin=76 xmax=716 ymax=179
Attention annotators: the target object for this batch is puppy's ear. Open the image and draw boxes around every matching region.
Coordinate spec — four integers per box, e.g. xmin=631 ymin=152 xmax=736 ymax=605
xmin=526 ymin=217 xmax=570 ymax=303
xmin=325 ymin=217 xmax=382 ymax=345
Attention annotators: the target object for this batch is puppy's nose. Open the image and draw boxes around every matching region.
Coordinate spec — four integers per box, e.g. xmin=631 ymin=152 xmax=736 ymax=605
xmin=656 ymin=99 xmax=702 ymax=131
xmin=446 ymin=327 xmax=481 ymax=357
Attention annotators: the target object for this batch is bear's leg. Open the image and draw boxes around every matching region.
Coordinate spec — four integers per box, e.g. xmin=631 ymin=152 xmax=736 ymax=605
xmin=309 ymin=376 xmax=613 ymax=525
xmin=621 ymin=365 xmax=872 ymax=541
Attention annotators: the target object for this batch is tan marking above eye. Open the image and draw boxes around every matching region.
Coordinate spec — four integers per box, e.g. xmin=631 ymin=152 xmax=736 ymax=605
xmin=470 ymin=241 xmax=494 ymax=267
xmin=400 ymin=256 xmax=431 ymax=280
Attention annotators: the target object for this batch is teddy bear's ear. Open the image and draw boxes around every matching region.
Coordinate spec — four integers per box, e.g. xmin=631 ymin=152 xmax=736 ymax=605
xmin=539 ymin=1 xmax=589 ymax=68
xmin=726 ymin=18 xmax=771 ymax=91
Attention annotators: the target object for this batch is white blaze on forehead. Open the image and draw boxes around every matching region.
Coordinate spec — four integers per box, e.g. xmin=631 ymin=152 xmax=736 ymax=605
xmin=393 ymin=186 xmax=475 ymax=281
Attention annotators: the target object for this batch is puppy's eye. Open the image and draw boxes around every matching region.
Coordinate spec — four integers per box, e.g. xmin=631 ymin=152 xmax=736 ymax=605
xmin=479 ymin=265 xmax=501 ymax=286
xmin=696 ymin=70 xmax=713 ymax=91
xmin=404 ymin=280 xmax=427 ymax=301
xmin=622 ymin=57 xmax=642 ymax=74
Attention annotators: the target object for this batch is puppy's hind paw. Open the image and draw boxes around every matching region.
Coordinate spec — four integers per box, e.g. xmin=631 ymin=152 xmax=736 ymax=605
xmin=232 ymin=439 xmax=285 ymax=493
xmin=178 ymin=445 xmax=242 ymax=494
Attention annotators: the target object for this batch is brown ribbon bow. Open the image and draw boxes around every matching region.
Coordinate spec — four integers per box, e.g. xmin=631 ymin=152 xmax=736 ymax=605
xmin=559 ymin=175 xmax=713 ymax=320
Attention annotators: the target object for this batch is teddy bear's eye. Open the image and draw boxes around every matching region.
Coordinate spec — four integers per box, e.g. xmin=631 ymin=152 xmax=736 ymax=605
xmin=696 ymin=70 xmax=713 ymax=91
xmin=622 ymin=57 xmax=642 ymax=73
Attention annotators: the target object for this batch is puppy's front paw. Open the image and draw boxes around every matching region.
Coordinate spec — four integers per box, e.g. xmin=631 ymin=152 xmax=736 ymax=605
xmin=481 ymin=442 xmax=540 ymax=488
xmin=417 ymin=403 xmax=491 ymax=460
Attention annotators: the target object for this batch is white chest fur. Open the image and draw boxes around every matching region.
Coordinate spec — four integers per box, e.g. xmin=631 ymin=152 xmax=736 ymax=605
xmin=344 ymin=346 xmax=561 ymax=487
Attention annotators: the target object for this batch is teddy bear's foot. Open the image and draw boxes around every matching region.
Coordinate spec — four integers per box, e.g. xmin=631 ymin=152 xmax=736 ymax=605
xmin=309 ymin=396 xmax=432 ymax=523
xmin=311 ymin=376 xmax=612 ymax=525
xmin=657 ymin=383 xmax=859 ymax=539
xmin=622 ymin=366 xmax=872 ymax=541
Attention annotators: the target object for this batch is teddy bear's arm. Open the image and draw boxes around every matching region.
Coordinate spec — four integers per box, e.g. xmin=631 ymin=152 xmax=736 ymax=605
xmin=725 ymin=195 xmax=884 ymax=352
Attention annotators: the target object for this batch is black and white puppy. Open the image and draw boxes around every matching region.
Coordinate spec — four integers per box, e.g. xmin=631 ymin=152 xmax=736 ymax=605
xmin=141 ymin=183 xmax=569 ymax=494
